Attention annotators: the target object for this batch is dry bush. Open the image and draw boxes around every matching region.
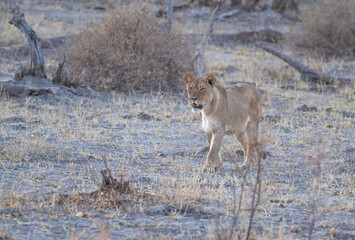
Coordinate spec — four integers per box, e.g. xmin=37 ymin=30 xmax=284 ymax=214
xmin=66 ymin=3 xmax=195 ymax=93
xmin=291 ymin=0 xmax=355 ymax=58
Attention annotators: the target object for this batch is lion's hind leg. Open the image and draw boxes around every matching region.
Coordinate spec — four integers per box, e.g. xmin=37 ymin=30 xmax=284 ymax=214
xmin=235 ymin=132 xmax=247 ymax=160
xmin=240 ymin=119 xmax=259 ymax=171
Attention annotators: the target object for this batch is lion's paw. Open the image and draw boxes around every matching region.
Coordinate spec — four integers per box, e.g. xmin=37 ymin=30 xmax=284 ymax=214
xmin=202 ymin=161 xmax=222 ymax=173
xmin=239 ymin=163 xmax=250 ymax=171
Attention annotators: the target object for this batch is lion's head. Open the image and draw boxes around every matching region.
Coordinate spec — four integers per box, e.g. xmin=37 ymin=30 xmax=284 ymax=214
xmin=183 ymin=73 xmax=217 ymax=112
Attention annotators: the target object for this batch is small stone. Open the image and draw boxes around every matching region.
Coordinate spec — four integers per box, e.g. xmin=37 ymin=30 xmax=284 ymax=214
xmin=75 ymin=211 xmax=83 ymax=217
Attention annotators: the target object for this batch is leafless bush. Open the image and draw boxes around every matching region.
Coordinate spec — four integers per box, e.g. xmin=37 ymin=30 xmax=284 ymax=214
xmin=291 ymin=0 xmax=355 ymax=58
xmin=66 ymin=3 xmax=195 ymax=93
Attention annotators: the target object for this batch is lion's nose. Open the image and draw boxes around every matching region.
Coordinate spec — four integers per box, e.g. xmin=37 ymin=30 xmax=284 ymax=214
xmin=191 ymin=97 xmax=197 ymax=101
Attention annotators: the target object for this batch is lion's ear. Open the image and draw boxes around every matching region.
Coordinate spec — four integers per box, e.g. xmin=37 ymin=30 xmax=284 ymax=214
xmin=183 ymin=74 xmax=194 ymax=85
xmin=204 ymin=73 xmax=216 ymax=87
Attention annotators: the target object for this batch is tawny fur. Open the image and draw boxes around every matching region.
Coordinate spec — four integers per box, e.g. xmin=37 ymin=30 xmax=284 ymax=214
xmin=183 ymin=73 xmax=263 ymax=172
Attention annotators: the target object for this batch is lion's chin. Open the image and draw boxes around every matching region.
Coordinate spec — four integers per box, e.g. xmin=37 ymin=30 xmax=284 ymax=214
xmin=191 ymin=104 xmax=203 ymax=113
xmin=192 ymin=108 xmax=201 ymax=113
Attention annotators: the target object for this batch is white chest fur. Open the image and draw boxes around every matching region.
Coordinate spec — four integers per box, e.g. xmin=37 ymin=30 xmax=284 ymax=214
xmin=201 ymin=116 xmax=220 ymax=133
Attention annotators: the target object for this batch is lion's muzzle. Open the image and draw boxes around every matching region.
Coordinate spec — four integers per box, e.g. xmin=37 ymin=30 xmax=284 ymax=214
xmin=192 ymin=104 xmax=203 ymax=110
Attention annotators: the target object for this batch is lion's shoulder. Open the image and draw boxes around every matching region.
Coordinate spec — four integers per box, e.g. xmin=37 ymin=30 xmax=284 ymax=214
xmin=227 ymin=83 xmax=257 ymax=97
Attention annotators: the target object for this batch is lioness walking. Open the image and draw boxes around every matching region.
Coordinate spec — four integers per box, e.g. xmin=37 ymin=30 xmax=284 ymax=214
xmin=183 ymin=73 xmax=264 ymax=172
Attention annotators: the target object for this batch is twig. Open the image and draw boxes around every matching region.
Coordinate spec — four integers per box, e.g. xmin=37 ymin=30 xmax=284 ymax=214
xmin=102 ymin=155 xmax=115 ymax=184
xmin=197 ymin=0 xmax=224 ymax=77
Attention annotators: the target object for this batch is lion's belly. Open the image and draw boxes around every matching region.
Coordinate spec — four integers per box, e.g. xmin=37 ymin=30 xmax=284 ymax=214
xmin=225 ymin=116 xmax=250 ymax=135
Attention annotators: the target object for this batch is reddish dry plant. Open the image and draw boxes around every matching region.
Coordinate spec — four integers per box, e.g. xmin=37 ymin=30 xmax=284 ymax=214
xmin=308 ymin=146 xmax=328 ymax=240
xmin=66 ymin=3 xmax=195 ymax=93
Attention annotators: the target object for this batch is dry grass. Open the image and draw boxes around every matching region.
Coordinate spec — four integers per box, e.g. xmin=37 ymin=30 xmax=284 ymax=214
xmin=1 ymin=46 xmax=354 ymax=238
xmin=66 ymin=3 xmax=195 ymax=93
xmin=291 ymin=0 xmax=355 ymax=58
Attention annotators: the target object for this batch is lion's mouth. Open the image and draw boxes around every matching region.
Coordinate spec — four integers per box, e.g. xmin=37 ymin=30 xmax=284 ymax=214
xmin=192 ymin=104 xmax=203 ymax=110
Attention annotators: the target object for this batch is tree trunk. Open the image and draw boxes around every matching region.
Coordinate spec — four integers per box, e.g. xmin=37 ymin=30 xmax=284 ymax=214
xmin=9 ymin=6 xmax=46 ymax=78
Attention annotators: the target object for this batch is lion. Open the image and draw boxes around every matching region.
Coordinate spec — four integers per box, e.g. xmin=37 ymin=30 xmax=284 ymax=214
xmin=183 ymin=73 xmax=264 ymax=172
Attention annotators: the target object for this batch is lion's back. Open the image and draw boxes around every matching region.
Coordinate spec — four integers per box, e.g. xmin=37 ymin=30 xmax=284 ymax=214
xmin=226 ymin=83 xmax=262 ymax=120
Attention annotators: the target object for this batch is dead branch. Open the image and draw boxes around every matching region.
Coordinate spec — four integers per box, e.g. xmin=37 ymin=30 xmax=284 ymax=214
xmin=217 ymin=9 xmax=240 ymax=20
xmin=261 ymin=45 xmax=351 ymax=86
xmin=102 ymin=155 xmax=115 ymax=185
xmin=197 ymin=0 xmax=224 ymax=77
xmin=52 ymin=54 xmax=73 ymax=87
xmin=9 ymin=6 xmax=46 ymax=78
xmin=96 ymin=156 xmax=130 ymax=196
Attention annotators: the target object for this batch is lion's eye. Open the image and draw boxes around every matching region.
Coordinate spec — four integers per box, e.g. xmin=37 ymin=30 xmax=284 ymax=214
xmin=200 ymin=88 xmax=205 ymax=91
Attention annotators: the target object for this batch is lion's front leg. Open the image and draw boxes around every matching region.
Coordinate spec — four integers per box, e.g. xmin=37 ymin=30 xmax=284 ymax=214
xmin=203 ymin=130 xmax=224 ymax=172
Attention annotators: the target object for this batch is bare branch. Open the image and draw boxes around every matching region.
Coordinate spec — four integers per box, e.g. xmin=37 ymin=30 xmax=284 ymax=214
xmin=197 ymin=0 xmax=224 ymax=77
xmin=168 ymin=0 xmax=173 ymax=25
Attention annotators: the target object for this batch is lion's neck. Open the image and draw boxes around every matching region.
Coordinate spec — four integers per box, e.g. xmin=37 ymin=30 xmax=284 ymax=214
xmin=202 ymin=87 xmax=220 ymax=116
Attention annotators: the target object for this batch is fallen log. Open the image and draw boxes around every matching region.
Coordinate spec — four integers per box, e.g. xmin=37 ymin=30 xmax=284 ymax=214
xmin=261 ymin=45 xmax=351 ymax=86
xmin=184 ymin=29 xmax=283 ymax=46
xmin=9 ymin=6 xmax=46 ymax=78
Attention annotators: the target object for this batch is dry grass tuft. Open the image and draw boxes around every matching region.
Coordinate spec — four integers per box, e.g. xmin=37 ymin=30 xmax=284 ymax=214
xmin=291 ymin=0 xmax=355 ymax=58
xmin=66 ymin=3 xmax=195 ymax=93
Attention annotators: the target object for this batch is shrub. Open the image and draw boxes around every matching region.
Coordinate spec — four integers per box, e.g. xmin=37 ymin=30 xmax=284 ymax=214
xmin=66 ymin=3 xmax=195 ymax=93
xmin=291 ymin=0 xmax=355 ymax=58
